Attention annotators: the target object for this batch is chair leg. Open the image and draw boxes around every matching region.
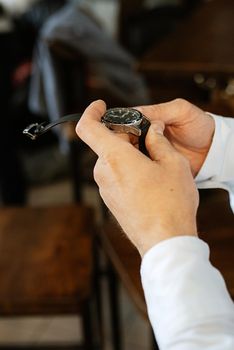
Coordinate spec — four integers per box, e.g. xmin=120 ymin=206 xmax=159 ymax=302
xmin=107 ymin=262 xmax=123 ymax=350
xmin=69 ymin=140 xmax=86 ymax=203
xmin=81 ymin=300 xmax=95 ymax=350
xmin=93 ymin=236 xmax=104 ymax=348
xmin=151 ymin=328 xmax=160 ymax=350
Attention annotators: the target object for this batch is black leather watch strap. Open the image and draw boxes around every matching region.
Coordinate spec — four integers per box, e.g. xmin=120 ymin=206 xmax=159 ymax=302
xmin=23 ymin=113 xmax=82 ymax=140
xmin=139 ymin=118 xmax=150 ymax=156
xmin=23 ymin=111 xmax=151 ymax=157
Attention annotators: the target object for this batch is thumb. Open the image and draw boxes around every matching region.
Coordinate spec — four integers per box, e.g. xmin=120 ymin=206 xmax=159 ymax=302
xmin=146 ymin=122 xmax=175 ymax=161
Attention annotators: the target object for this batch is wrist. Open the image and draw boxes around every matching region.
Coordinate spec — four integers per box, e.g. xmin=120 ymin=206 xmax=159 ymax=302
xmin=195 ymin=113 xmax=231 ymax=184
xmin=204 ymin=112 xmax=216 ymax=149
xmin=193 ymin=112 xmax=215 ymax=176
xmin=137 ymin=226 xmax=198 ymax=257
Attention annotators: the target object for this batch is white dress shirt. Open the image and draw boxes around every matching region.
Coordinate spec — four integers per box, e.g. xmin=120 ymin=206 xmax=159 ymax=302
xmin=141 ymin=115 xmax=234 ymax=349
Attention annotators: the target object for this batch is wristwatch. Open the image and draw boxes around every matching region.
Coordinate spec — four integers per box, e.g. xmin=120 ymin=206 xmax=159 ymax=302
xmin=101 ymin=107 xmax=150 ymax=136
xmin=101 ymin=107 xmax=150 ymax=155
xmin=23 ymin=108 xmax=150 ymax=154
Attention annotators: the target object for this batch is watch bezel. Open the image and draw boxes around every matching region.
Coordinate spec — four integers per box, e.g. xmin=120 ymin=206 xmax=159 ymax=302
xmin=101 ymin=107 xmax=147 ymax=136
xmin=101 ymin=108 xmax=143 ymax=126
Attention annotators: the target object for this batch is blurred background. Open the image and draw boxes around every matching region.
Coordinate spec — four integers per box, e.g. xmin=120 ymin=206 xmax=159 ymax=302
xmin=0 ymin=0 xmax=233 ymax=349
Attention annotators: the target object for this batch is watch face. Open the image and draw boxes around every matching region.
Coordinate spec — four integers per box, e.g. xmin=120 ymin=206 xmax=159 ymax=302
xmin=102 ymin=108 xmax=142 ymax=125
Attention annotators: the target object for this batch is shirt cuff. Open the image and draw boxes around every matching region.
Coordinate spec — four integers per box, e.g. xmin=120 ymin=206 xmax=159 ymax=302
xmin=195 ymin=114 xmax=228 ymax=184
xmin=140 ymin=236 xmax=234 ymax=348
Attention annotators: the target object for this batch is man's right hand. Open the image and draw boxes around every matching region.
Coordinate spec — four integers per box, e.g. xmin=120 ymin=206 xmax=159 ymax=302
xmin=76 ymin=100 xmax=199 ymax=256
xmin=137 ymin=98 xmax=215 ymax=176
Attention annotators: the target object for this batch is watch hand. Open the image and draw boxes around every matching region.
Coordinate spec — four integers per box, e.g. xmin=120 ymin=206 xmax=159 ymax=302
xmin=23 ymin=113 xmax=82 ymax=140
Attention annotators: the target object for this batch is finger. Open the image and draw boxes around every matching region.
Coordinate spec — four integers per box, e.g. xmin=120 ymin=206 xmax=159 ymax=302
xmin=135 ymin=99 xmax=187 ymax=125
xmin=93 ymin=157 xmax=104 ymax=186
xmin=76 ymin=99 xmax=106 ymax=133
xmin=114 ymin=133 xmax=139 ymax=148
xmin=146 ymin=123 xmax=177 ymax=161
xmin=76 ymin=100 xmax=129 ymax=157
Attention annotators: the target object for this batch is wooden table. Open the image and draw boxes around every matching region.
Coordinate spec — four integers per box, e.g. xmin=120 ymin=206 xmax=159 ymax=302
xmin=139 ymin=0 xmax=234 ymax=76
xmin=138 ymin=0 xmax=234 ymax=109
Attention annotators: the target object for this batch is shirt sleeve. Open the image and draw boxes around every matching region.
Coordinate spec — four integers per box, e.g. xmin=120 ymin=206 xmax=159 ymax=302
xmin=141 ymin=236 xmax=234 ymax=350
xmin=195 ymin=114 xmax=234 ymax=211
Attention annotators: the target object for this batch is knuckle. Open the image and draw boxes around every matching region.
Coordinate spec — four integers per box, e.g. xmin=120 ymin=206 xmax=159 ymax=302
xmin=75 ymin=119 xmax=85 ymax=137
xmin=174 ymin=97 xmax=188 ymax=106
xmin=102 ymin=145 xmax=122 ymax=166
xmin=93 ymin=151 xmax=119 ymax=184
xmin=102 ymin=152 xmax=116 ymax=167
xmin=173 ymin=98 xmax=192 ymax=113
xmin=93 ymin=161 xmax=103 ymax=184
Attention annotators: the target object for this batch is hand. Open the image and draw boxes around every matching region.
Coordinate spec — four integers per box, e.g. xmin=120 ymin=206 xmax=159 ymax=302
xmin=137 ymin=98 xmax=215 ymax=176
xmin=76 ymin=100 xmax=199 ymax=256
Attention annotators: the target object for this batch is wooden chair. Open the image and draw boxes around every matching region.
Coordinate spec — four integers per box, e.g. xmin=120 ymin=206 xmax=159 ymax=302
xmin=99 ymin=189 xmax=234 ymax=350
xmin=0 ymin=204 xmax=101 ymax=349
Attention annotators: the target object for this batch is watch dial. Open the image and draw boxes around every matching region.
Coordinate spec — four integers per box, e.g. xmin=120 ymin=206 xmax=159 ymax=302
xmin=102 ymin=108 xmax=142 ymax=125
